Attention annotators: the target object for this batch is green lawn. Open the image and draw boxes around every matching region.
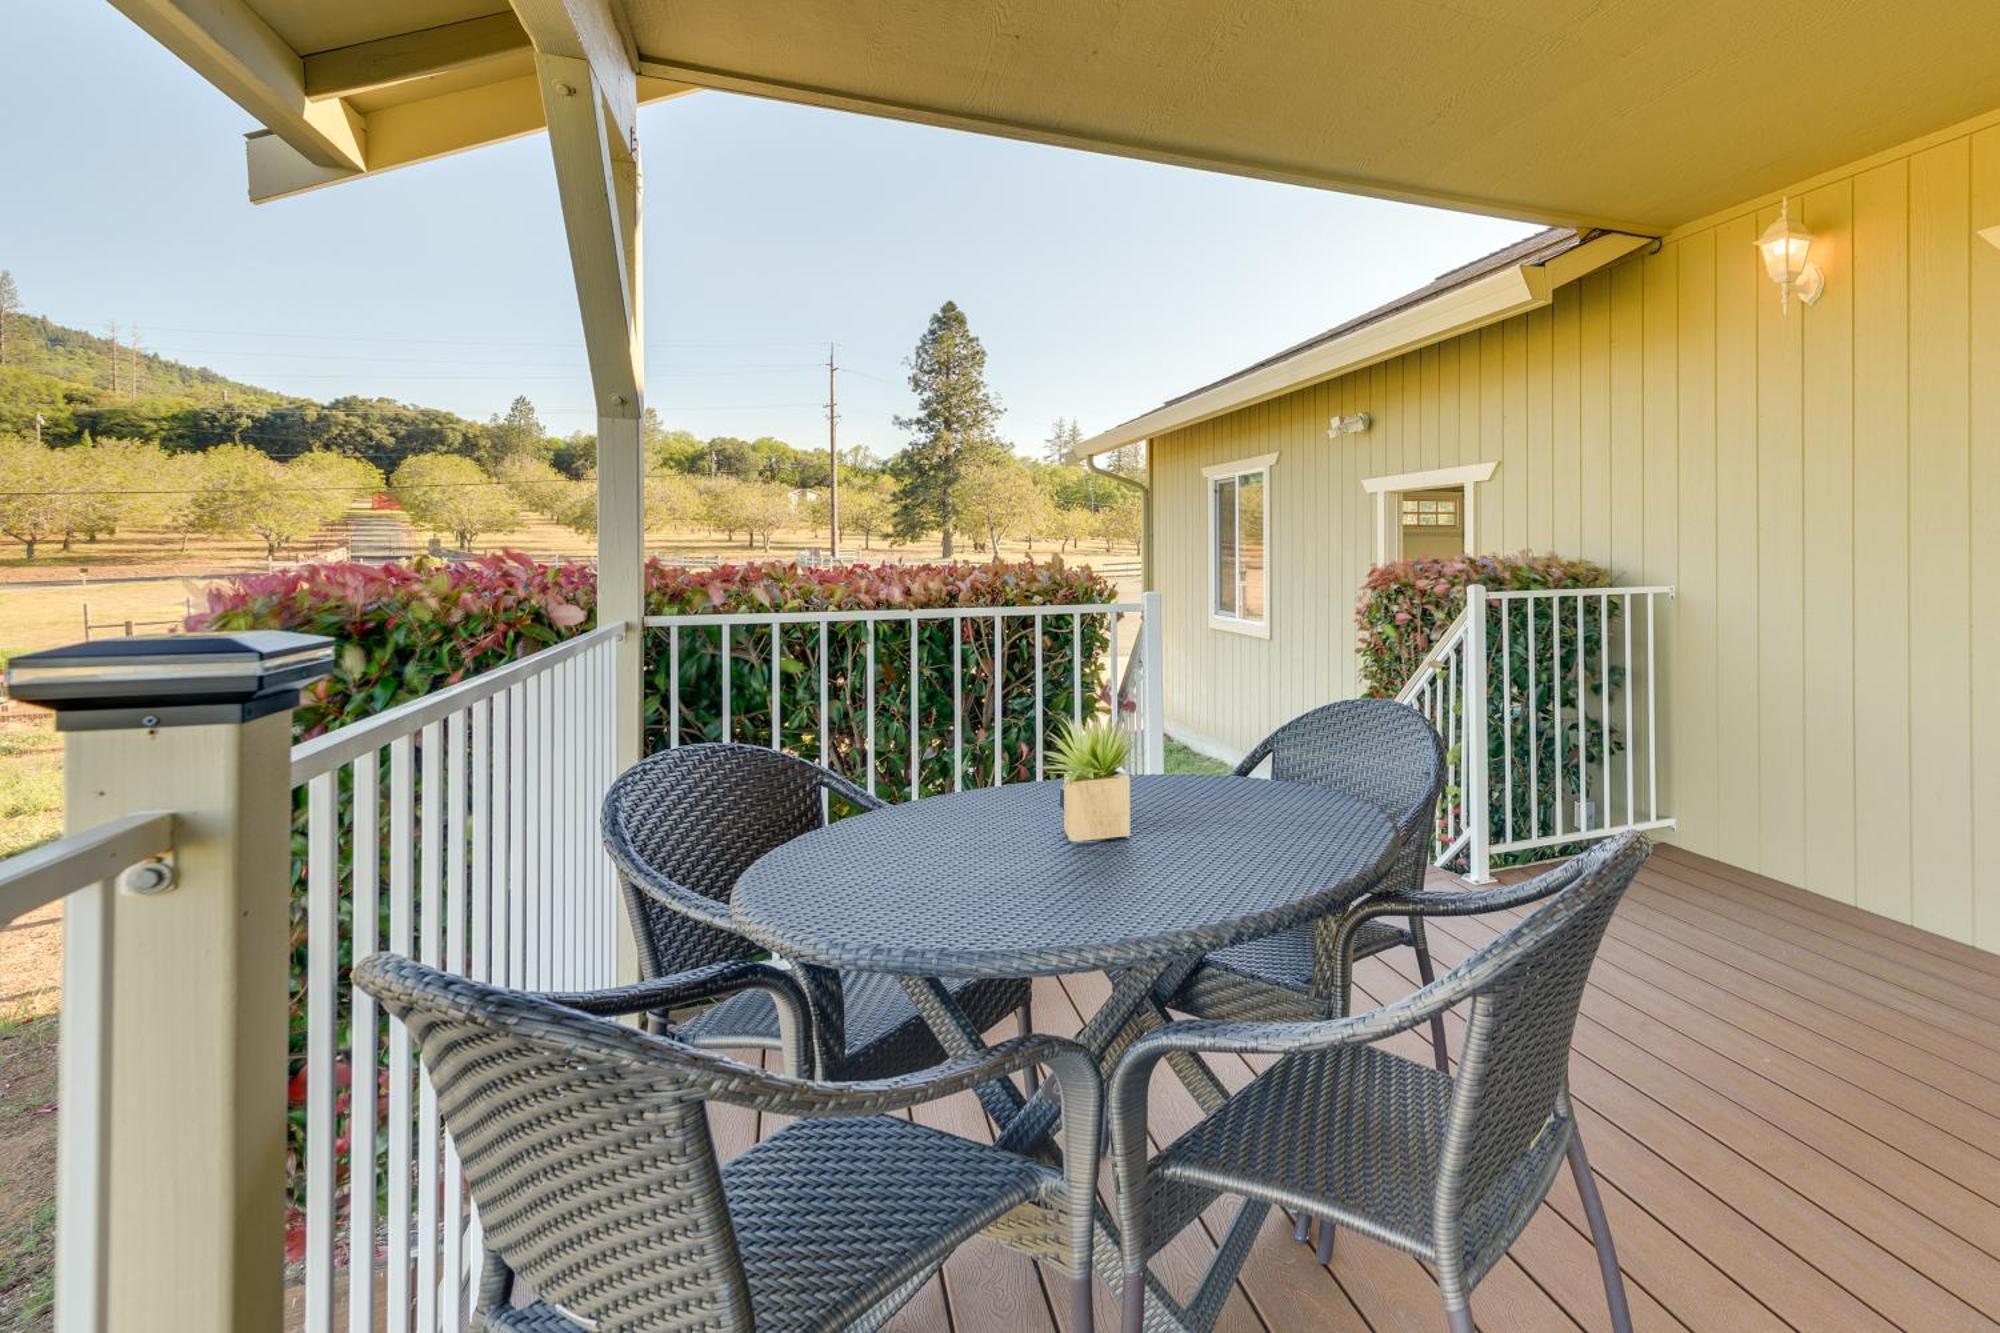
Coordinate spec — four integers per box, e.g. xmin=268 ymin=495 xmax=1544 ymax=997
xmin=1162 ymin=737 xmax=1230 ymax=775
xmin=0 ymin=728 xmax=61 ymax=862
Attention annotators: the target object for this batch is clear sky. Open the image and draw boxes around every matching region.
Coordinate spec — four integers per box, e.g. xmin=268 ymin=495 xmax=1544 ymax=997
xmin=1 ymin=4 xmax=1541 ymax=458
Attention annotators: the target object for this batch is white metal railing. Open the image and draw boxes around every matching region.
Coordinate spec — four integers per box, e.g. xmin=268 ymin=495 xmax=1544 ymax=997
xmin=0 ymin=810 xmax=176 ymax=1333
xmin=1398 ymin=584 xmax=1674 ymax=879
xmin=642 ymin=592 xmax=1166 ymax=789
xmin=288 ymin=624 xmax=624 ymax=1333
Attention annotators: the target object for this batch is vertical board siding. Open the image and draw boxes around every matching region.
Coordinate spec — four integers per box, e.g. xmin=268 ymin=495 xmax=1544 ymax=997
xmin=1906 ymin=139 xmax=1974 ymax=942
xmin=1149 ymin=121 xmax=1997 ymax=946
xmin=1971 ymin=126 xmax=2000 ymax=952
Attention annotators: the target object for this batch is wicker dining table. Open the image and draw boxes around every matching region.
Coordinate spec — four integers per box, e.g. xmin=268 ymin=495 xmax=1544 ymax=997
xmin=733 ymin=772 xmax=1398 ymax=1330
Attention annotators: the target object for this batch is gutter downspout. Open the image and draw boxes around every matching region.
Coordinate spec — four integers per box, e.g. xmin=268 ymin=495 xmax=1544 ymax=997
xmin=1086 ymin=450 xmax=1152 ymax=590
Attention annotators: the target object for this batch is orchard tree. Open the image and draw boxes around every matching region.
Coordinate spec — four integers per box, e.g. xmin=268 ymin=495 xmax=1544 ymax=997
xmin=740 ymin=482 xmax=794 ymax=552
xmin=392 ymin=453 xmax=519 ymax=550
xmin=1095 ymin=487 xmax=1143 ymax=552
xmin=954 ymin=457 xmax=1042 ymax=558
xmin=190 ymin=444 xmax=331 ymax=558
xmin=0 ymin=437 xmax=68 ymax=558
xmin=888 ymin=301 xmax=1006 ymax=557
xmin=159 ymin=450 xmax=210 ymax=551
xmin=842 ymin=475 xmax=891 ymax=550
xmin=644 ymin=471 xmax=696 ymax=533
xmin=499 ymin=456 xmax=592 ymax=528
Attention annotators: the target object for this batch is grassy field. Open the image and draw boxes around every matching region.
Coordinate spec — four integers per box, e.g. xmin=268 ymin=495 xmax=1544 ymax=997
xmin=0 ymin=510 xmax=1139 ymax=659
xmin=0 ymin=724 xmax=59 ymax=1333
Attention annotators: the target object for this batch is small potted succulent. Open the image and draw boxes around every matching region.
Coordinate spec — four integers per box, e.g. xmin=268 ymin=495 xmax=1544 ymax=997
xmin=1051 ymin=717 xmax=1132 ymax=843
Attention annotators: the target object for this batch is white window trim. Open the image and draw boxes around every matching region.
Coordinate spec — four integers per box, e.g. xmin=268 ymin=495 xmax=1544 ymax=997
xmin=1204 ymin=452 xmax=1276 ymax=639
xmin=1361 ymin=460 xmax=1497 ymax=564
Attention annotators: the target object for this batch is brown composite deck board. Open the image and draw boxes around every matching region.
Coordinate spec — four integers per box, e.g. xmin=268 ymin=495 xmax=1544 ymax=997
xmin=680 ymin=846 xmax=2000 ymax=1332
xmin=1413 ymin=914 xmax=2000 ymax=1328
xmin=1637 ymin=857 xmax=2000 ymax=1022
xmin=1652 ymin=847 xmax=2000 ymax=979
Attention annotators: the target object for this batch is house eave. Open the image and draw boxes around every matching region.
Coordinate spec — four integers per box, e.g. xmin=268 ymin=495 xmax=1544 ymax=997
xmin=1071 ymin=231 xmax=1651 ymax=460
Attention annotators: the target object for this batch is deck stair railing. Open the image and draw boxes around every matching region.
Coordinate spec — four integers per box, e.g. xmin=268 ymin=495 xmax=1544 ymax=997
xmin=1397 ymin=583 xmax=1675 ymax=880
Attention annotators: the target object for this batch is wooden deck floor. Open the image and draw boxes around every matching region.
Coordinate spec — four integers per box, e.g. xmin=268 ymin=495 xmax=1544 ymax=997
xmin=712 ymin=845 xmax=2000 ymax=1332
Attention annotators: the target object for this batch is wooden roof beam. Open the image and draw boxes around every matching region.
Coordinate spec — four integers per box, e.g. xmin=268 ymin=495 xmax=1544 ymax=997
xmin=108 ymin=0 xmax=365 ymax=171
xmin=508 ymin=0 xmax=639 ymax=158
xmin=301 ymin=13 xmax=531 ymax=101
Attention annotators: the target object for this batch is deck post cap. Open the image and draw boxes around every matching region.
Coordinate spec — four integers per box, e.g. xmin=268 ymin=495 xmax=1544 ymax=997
xmin=4 ymin=631 xmax=335 ymax=730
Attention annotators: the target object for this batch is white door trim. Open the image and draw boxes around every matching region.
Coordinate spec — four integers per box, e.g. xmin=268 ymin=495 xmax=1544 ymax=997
xmin=1362 ymin=460 xmax=1497 ymax=564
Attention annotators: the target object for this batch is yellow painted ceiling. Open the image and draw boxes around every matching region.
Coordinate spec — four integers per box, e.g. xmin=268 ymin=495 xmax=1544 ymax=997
xmin=252 ymin=1 xmax=512 ymax=57
xmin=618 ymin=0 xmax=2000 ymax=231
xmin=223 ymin=0 xmax=2000 ymax=230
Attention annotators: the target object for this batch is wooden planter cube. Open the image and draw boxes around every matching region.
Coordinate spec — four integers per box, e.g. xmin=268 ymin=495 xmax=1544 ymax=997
xmin=1062 ymin=773 xmax=1131 ymax=842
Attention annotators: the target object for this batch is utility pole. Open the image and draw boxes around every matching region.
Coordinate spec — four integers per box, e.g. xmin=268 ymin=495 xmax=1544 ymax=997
xmin=826 ymin=342 xmax=840 ymax=560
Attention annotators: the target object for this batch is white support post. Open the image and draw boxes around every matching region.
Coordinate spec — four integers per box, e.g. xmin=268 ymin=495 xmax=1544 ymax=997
xmin=9 ymin=633 xmax=334 ymax=1333
xmin=1140 ymin=590 xmax=1165 ymax=775
xmin=1463 ymin=584 xmax=1492 ymax=883
xmin=531 ymin=25 xmax=644 ymax=980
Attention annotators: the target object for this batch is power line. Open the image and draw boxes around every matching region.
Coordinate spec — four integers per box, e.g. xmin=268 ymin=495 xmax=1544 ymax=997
xmin=66 ymin=321 xmax=837 ymax=352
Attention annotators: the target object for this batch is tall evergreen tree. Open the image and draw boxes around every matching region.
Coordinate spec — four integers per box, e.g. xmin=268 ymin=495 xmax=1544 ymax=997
xmin=889 ymin=301 xmax=1005 ymax=557
xmin=1042 ymin=416 xmax=1083 ymax=464
xmin=484 ymin=395 xmax=547 ymax=467
xmin=0 ymin=269 xmax=19 ymax=366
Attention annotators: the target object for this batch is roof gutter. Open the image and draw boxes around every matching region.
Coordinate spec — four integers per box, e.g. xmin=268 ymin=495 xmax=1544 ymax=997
xmin=1070 ymin=231 xmax=1651 ymax=460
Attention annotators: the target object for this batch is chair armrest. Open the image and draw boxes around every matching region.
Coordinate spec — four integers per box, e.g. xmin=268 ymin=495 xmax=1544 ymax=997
xmin=701 ymin=1032 xmax=1097 ymax=1121
xmin=815 ymin=766 xmax=886 ymax=815
xmin=542 ymin=960 xmax=813 ymax=1074
xmin=1358 ymin=854 xmax=1593 ymax=920
xmin=1231 ymin=736 xmax=1275 ymax=778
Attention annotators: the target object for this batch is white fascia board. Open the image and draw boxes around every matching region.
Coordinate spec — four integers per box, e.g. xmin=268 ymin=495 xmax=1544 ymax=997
xmin=1075 ymin=232 xmax=1649 ymax=460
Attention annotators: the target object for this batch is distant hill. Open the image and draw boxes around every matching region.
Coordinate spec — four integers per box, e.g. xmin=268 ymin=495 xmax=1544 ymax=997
xmin=0 ymin=312 xmax=290 ymax=442
xmin=0 ymin=308 xmax=500 ymax=471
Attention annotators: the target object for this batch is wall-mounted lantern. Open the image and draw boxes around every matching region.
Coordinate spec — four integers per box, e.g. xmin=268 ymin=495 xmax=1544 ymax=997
xmin=1326 ymin=412 xmax=1372 ymax=439
xmin=1756 ymin=196 xmax=1823 ymax=312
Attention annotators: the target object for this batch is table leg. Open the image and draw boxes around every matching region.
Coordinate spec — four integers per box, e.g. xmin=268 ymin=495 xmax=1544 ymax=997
xmin=896 ymin=964 xmax=1232 ymax=1328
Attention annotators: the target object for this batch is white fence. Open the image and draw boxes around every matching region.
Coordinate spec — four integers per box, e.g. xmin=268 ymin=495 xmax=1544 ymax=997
xmin=288 ymin=624 xmax=624 ymax=1333
xmin=643 ymin=593 xmax=1166 ymax=789
xmin=1398 ymin=584 xmax=1674 ymax=879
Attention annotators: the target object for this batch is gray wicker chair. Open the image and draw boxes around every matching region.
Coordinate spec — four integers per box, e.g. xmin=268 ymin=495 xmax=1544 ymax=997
xmin=602 ymin=743 xmax=1033 ymax=1082
xmin=1111 ymin=833 xmax=1647 ymax=1333
xmin=1167 ymin=701 xmax=1451 ymax=1074
xmin=354 ymin=952 xmax=1103 ymax=1333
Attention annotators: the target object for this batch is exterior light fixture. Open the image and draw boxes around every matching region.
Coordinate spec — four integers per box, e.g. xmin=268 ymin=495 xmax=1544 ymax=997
xmin=1757 ymin=196 xmax=1822 ymax=312
xmin=1327 ymin=412 xmax=1372 ymax=439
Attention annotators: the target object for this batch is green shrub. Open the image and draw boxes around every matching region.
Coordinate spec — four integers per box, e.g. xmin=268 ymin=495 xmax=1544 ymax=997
xmin=1354 ymin=552 xmax=1614 ymax=698
xmin=1354 ymin=552 xmax=1623 ymax=868
xmin=644 ymin=559 xmax=1121 ymax=795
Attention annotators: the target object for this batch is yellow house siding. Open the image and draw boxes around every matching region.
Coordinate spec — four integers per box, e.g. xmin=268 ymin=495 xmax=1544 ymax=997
xmin=1148 ymin=120 xmax=2000 ymax=946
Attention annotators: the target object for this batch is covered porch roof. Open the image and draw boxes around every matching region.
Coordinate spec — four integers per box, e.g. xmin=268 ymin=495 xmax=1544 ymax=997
xmin=109 ymin=1 xmax=2000 ymax=232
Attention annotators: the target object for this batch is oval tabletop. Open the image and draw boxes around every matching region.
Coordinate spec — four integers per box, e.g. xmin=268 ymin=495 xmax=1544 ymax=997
xmin=732 ymin=774 xmax=1397 ymax=979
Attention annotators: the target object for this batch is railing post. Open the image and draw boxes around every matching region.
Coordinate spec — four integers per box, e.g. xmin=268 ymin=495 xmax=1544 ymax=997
xmin=7 ymin=633 xmax=333 ymax=1333
xmin=1140 ymin=590 xmax=1166 ymax=775
xmin=1463 ymin=584 xmax=1492 ymax=883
